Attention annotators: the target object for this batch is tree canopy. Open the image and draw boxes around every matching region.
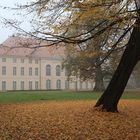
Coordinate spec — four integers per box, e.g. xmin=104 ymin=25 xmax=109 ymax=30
xmin=2 ymin=0 xmax=136 ymax=64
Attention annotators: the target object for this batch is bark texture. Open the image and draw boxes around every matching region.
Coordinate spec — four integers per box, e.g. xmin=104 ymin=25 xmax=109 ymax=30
xmin=94 ymin=65 xmax=105 ymax=91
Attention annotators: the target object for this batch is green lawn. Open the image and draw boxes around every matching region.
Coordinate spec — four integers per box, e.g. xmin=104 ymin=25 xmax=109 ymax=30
xmin=0 ymin=90 xmax=139 ymax=103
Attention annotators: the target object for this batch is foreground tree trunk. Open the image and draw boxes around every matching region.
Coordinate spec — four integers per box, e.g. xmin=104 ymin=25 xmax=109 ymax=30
xmin=94 ymin=64 xmax=105 ymax=91
xmin=95 ymin=20 xmax=140 ymax=112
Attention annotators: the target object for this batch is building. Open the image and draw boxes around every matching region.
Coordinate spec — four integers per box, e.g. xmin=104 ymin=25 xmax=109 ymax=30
xmin=0 ymin=36 xmax=94 ymax=91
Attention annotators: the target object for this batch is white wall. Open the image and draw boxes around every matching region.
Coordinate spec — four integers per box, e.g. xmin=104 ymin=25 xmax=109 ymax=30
xmin=0 ymin=56 xmax=94 ymax=91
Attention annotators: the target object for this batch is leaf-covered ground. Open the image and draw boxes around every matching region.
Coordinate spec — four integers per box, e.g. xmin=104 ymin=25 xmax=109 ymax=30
xmin=0 ymin=100 xmax=140 ymax=140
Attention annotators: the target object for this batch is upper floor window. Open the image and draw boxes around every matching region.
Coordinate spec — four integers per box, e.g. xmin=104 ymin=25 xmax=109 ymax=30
xmin=2 ymin=58 xmax=6 ymax=62
xmin=35 ymin=59 xmax=39 ymax=64
xmin=56 ymin=65 xmax=61 ymax=76
xmin=2 ymin=66 xmax=6 ymax=75
xmin=13 ymin=67 xmax=16 ymax=76
xmin=21 ymin=67 xmax=24 ymax=76
xmin=46 ymin=65 xmax=51 ymax=76
xmin=65 ymin=68 xmax=69 ymax=76
xmin=29 ymin=58 xmax=32 ymax=64
xmin=13 ymin=58 xmax=17 ymax=63
xmin=21 ymin=58 xmax=24 ymax=63
xmin=35 ymin=68 xmax=38 ymax=76
xmin=29 ymin=67 xmax=32 ymax=76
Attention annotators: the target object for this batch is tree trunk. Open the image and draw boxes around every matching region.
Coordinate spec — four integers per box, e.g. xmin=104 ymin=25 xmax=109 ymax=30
xmin=94 ymin=65 xmax=105 ymax=91
xmin=95 ymin=20 xmax=140 ymax=112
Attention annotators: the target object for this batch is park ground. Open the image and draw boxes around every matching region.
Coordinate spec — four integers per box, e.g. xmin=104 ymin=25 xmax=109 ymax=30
xmin=0 ymin=91 xmax=140 ymax=140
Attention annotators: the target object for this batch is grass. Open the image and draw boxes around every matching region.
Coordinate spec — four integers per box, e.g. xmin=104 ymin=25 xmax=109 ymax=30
xmin=0 ymin=90 xmax=139 ymax=103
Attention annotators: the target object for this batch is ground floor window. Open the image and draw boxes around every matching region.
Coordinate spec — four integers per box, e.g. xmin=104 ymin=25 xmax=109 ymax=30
xmin=86 ymin=81 xmax=88 ymax=89
xmin=2 ymin=81 xmax=6 ymax=91
xmin=35 ymin=81 xmax=39 ymax=90
xmin=56 ymin=80 xmax=61 ymax=89
xmin=13 ymin=81 xmax=17 ymax=90
xmin=65 ymin=80 xmax=69 ymax=89
xmin=80 ymin=81 xmax=83 ymax=90
xmin=91 ymin=82 xmax=94 ymax=89
xmin=29 ymin=81 xmax=32 ymax=90
xmin=46 ymin=79 xmax=51 ymax=90
xmin=75 ymin=81 xmax=78 ymax=90
xmin=21 ymin=81 xmax=24 ymax=90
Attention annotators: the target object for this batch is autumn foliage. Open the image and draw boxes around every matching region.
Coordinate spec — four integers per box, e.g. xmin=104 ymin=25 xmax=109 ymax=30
xmin=0 ymin=100 xmax=139 ymax=140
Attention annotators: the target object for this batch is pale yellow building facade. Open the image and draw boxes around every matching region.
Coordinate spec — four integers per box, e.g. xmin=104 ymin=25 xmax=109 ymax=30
xmin=0 ymin=36 xmax=94 ymax=91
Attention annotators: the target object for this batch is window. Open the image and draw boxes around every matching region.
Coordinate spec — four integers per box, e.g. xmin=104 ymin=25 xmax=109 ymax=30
xmin=29 ymin=59 xmax=32 ymax=64
xmin=21 ymin=58 xmax=24 ymax=63
xmin=2 ymin=66 xmax=6 ymax=75
xmin=35 ymin=81 xmax=39 ymax=90
xmin=29 ymin=81 xmax=32 ymax=90
xmin=2 ymin=58 xmax=6 ymax=62
xmin=29 ymin=67 xmax=32 ymax=76
xmin=46 ymin=79 xmax=51 ymax=90
xmin=80 ymin=81 xmax=83 ymax=89
xmin=35 ymin=68 xmax=38 ymax=76
xmin=35 ymin=59 xmax=38 ymax=64
xmin=21 ymin=67 xmax=24 ymax=76
xmin=86 ymin=81 xmax=88 ymax=89
xmin=13 ymin=67 xmax=16 ymax=76
xmin=13 ymin=58 xmax=17 ymax=63
xmin=56 ymin=65 xmax=61 ymax=76
xmin=20 ymin=81 xmax=24 ymax=90
xmin=56 ymin=80 xmax=61 ymax=89
xmin=13 ymin=81 xmax=17 ymax=90
xmin=91 ymin=82 xmax=94 ymax=89
xmin=65 ymin=80 xmax=69 ymax=89
xmin=75 ymin=81 xmax=78 ymax=90
xmin=65 ymin=68 xmax=69 ymax=76
xmin=46 ymin=65 xmax=51 ymax=76
xmin=2 ymin=81 xmax=6 ymax=91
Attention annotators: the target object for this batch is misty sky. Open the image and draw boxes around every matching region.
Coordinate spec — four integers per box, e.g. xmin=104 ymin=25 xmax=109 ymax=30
xmin=0 ymin=0 xmax=30 ymax=43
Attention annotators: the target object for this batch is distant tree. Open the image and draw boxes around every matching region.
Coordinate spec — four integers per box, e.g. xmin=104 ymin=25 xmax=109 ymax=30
xmin=62 ymin=16 xmax=108 ymax=91
xmin=63 ymin=37 xmax=106 ymax=91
